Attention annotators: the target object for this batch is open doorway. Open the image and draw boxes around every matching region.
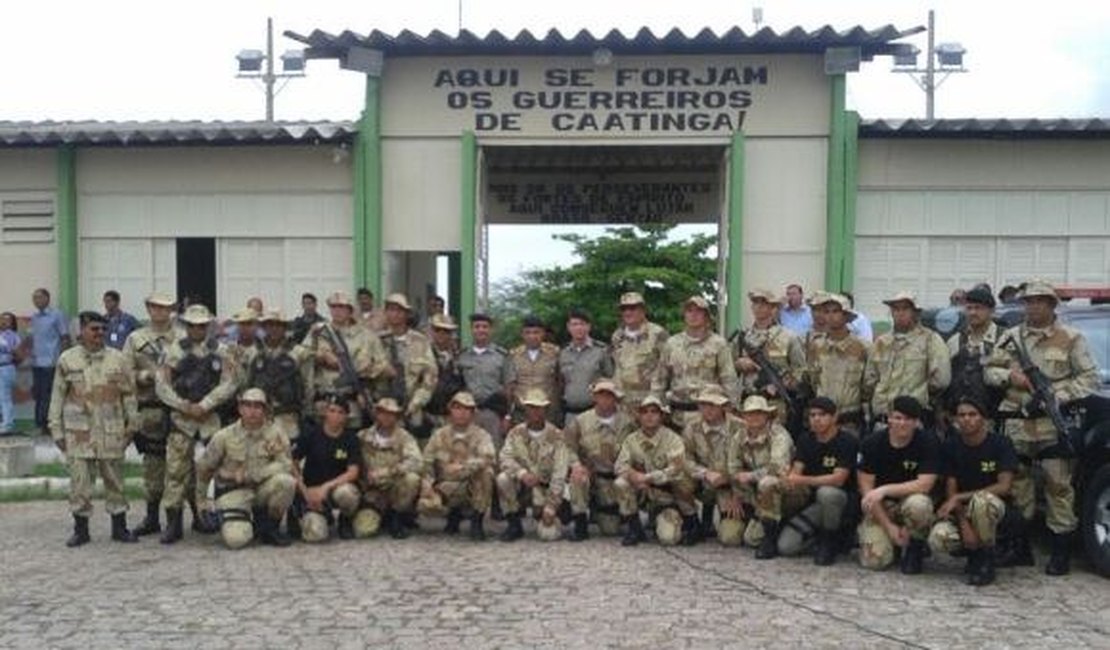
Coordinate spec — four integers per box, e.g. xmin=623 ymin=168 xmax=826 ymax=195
xmin=176 ymin=238 xmax=216 ymax=312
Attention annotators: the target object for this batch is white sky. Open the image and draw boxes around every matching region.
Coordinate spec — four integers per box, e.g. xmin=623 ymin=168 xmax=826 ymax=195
xmin=4 ymin=0 xmax=1109 ymax=282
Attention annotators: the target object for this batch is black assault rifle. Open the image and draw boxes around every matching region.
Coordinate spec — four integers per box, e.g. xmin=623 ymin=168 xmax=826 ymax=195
xmin=731 ymin=329 xmax=800 ymax=427
xmin=1001 ymin=330 xmax=1078 ymax=459
xmin=319 ymin=324 xmax=375 ymax=422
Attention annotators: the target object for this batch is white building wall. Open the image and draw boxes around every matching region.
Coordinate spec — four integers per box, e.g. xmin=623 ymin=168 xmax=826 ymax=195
xmin=0 ymin=149 xmax=58 ymax=312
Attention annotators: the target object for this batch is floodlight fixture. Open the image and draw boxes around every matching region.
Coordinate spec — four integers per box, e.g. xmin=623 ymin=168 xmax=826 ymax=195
xmin=237 ymin=49 xmax=264 ymax=73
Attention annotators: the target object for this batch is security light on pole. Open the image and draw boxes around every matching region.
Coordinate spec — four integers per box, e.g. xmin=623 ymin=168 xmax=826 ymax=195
xmin=891 ymin=10 xmax=968 ymax=119
xmin=235 ymin=18 xmax=306 ymax=122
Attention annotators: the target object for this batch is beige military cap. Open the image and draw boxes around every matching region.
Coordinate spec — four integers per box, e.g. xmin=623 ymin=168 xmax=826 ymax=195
xmin=181 ymin=304 xmax=214 ymax=325
xmin=1020 ymin=279 xmax=1059 ymax=302
xmin=519 ymin=388 xmax=551 ymax=408
xmin=239 ymin=387 xmax=268 ymax=404
xmin=591 ymin=379 xmax=623 ymax=399
xmin=450 ymin=391 xmax=477 ymax=409
xmin=811 ymin=293 xmax=858 ymax=322
xmin=145 ymin=292 xmax=175 ymax=307
xmin=619 ymin=291 xmax=646 ymax=307
xmin=684 ymin=295 xmax=711 ymax=311
xmin=326 ymin=291 xmax=354 ymax=308
xmin=695 ymin=385 xmax=731 ymax=406
xmin=638 ymin=394 xmax=670 ymax=412
xmin=231 ymin=308 xmax=260 ymax=324
xmin=430 ymin=313 xmax=458 ymax=330
xmin=375 ymin=397 xmax=403 ymax=414
xmin=747 ymin=288 xmax=779 ymax=304
xmin=741 ymin=395 xmax=776 ymax=413
xmin=384 ymin=293 xmax=411 ymax=311
xmin=882 ymin=291 xmax=921 ymax=310
xmin=259 ymin=310 xmax=288 ymax=324
xmin=806 ymin=290 xmax=831 ymax=306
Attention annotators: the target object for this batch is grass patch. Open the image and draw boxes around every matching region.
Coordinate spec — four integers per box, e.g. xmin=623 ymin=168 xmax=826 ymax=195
xmin=0 ymin=485 xmax=145 ymax=503
xmin=34 ymin=462 xmax=144 ymax=479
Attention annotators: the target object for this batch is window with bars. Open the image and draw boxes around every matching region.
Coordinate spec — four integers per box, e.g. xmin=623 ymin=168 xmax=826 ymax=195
xmin=0 ymin=195 xmax=55 ymax=243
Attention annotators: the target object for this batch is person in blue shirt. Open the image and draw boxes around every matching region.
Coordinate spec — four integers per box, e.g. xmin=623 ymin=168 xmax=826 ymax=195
xmin=0 ymin=312 xmax=22 ymax=434
xmin=102 ymin=290 xmax=140 ymax=350
xmin=779 ymin=283 xmax=813 ymax=337
xmin=29 ymin=288 xmax=71 ymax=432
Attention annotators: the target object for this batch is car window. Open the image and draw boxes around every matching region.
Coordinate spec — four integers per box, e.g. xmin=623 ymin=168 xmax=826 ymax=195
xmin=1066 ymin=314 xmax=1110 ymax=386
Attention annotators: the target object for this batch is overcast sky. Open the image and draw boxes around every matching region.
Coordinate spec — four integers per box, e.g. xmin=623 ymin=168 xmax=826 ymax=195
xmin=5 ymin=0 xmax=1108 ymax=281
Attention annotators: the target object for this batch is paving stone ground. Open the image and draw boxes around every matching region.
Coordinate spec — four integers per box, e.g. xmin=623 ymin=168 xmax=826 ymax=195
xmin=1 ymin=501 xmax=1107 ymax=649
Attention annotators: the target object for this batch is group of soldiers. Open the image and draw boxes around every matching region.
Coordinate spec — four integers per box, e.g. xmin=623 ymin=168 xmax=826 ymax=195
xmin=48 ymin=279 xmax=1098 ymax=585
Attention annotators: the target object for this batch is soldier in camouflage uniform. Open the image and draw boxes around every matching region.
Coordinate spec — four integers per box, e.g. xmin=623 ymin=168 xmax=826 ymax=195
xmin=155 ymin=304 xmax=238 ymax=544
xmin=724 ymin=395 xmax=796 ymax=558
xmin=735 ymin=289 xmax=806 ymax=426
xmin=507 ymin=315 xmax=560 ymax=424
xmin=358 ymin=398 xmax=424 ymax=539
xmin=422 ymin=392 xmax=496 ymax=540
xmin=50 ymin=312 xmax=141 ymax=547
xmin=565 ymin=380 xmax=636 ymax=540
xmin=426 ymin=314 xmax=465 ymax=429
xmin=610 ymin=292 xmax=668 ymax=419
xmin=653 ymin=296 xmax=739 ymax=429
xmin=806 ymin=294 xmax=870 ymax=436
xmin=864 ymin=291 xmax=951 ymax=428
xmin=614 ymin=395 xmax=697 ymax=546
xmin=497 ymin=388 xmax=572 ymax=542
xmin=248 ymin=310 xmax=315 ymax=440
xmin=682 ymin=384 xmax=745 ymax=544
xmin=221 ymin=308 xmax=262 ymax=424
xmin=377 ymin=293 xmax=438 ymax=440
xmin=121 ymin=292 xmax=180 ymax=536
xmin=309 ymin=291 xmax=391 ymax=428
xmin=456 ymin=313 xmax=511 ymax=447
xmin=986 ymin=279 xmax=1098 ymax=575
xmin=196 ymin=388 xmax=296 ymax=549
xmin=945 ymin=286 xmax=1004 ymax=428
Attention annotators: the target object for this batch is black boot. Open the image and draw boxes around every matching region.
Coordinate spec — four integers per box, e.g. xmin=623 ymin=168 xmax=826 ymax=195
xmin=500 ymin=512 xmax=524 ymax=542
xmin=400 ymin=511 xmax=419 ymax=530
xmin=970 ymin=547 xmax=997 ymax=586
xmin=66 ymin=515 xmax=90 ymax=548
xmin=621 ymin=514 xmax=646 ymax=547
xmin=337 ymin=513 xmax=355 ymax=540
xmin=444 ymin=508 xmax=463 ymax=534
xmin=133 ymin=501 xmax=161 ymax=536
xmin=285 ymin=508 xmax=302 ymax=541
xmin=190 ymin=499 xmax=218 ymax=534
xmin=110 ymin=512 xmax=138 ymax=543
xmin=682 ymin=515 xmax=702 ymax=546
xmin=160 ymin=508 xmax=183 ymax=545
xmin=388 ymin=510 xmax=411 ymax=539
xmin=900 ymin=539 xmax=926 ymax=575
xmin=469 ymin=510 xmax=486 ymax=541
xmin=755 ymin=519 xmax=779 ymax=559
xmin=962 ymin=548 xmax=981 ymax=577
xmin=1045 ymin=532 xmax=1072 ymax=576
xmin=257 ymin=509 xmax=292 ymax=547
xmin=813 ymin=530 xmax=837 ymax=566
xmin=700 ymin=502 xmax=717 ymax=540
xmin=996 ymin=521 xmax=1035 ymax=567
xmin=570 ymin=513 xmax=590 ymax=542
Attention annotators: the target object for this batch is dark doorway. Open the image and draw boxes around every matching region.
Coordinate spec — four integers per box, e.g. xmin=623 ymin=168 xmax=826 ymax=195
xmin=176 ymin=238 xmax=216 ymax=313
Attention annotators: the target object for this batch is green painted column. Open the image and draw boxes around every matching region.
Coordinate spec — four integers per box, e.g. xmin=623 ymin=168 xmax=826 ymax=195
xmin=459 ymin=130 xmax=477 ymax=346
xmin=842 ymin=110 xmax=860 ymax=291
xmin=825 ymin=73 xmax=847 ymax=293
xmin=725 ymin=130 xmax=745 ymax=334
xmin=355 ymin=75 xmax=383 ymax=296
xmin=56 ymin=145 xmax=78 ymax=314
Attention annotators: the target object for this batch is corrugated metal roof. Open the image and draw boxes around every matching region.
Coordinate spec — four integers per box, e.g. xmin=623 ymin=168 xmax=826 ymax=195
xmin=285 ymin=25 xmax=923 ymax=59
xmin=860 ymin=118 xmax=1110 ymax=139
xmin=0 ymin=120 xmax=356 ymax=148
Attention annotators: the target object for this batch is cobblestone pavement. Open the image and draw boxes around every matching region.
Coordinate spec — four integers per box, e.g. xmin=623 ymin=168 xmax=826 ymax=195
xmin=1 ymin=502 xmax=1107 ymax=649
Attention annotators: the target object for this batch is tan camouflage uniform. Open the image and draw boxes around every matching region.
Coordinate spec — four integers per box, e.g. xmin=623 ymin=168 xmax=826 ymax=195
xmin=683 ymin=413 xmax=745 ymax=514
xmin=565 ymin=408 xmax=636 ymax=518
xmin=736 ymin=323 xmax=806 ymax=423
xmin=858 ymin=494 xmax=936 ymax=570
xmin=928 ymin=491 xmax=1007 ymax=554
xmin=864 ymin=324 xmax=951 ymax=417
xmin=507 ymin=342 xmax=561 ymax=421
xmin=807 ymin=332 xmax=870 ymax=431
xmin=653 ymin=332 xmax=740 ymax=428
xmin=378 ymin=328 xmax=438 ymax=430
xmin=614 ymin=426 xmax=696 ymax=517
xmin=610 ymin=321 xmax=668 ymax=416
xmin=724 ymin=422 xmax=796 ymax=546
xmin=249 ymin=339 xmax=315 ymax=440
xmin=358 ymin=423 xmax=423 ymax=514
xmin=122 ymin=323 xmax=180 ymax=503
xmin=49 ymin=345 xmax=139 ymax=517
xmin=497 ymin=422 xmax=571 ymax=515
xmin=423 ymin=423 xmax=496 ymax=513
xmin=309 ymin=322 xmax=389 ymax=427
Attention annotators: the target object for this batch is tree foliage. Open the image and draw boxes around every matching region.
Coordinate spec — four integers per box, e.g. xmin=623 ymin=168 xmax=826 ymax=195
xmin=489 ymin=224 xmax=717 ymax=347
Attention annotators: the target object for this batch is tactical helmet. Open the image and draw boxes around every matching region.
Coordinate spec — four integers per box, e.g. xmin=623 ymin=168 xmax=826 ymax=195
xmin=352 ymin=508 xmax=382 ymax=538
xmin=655 ymin=508 xmax=684 ymax=546
xmin=221 ymin=518 xmax=254 ymax=550
xmin=717 ymin=518 xmax=745 ymax=547
xmin=536 ymin=518 xmax=562 ymax=542
xmin=301 ymin=511 xmax=330 ymax=543
xmin=596 ymin=513 xmax=622 ymax=536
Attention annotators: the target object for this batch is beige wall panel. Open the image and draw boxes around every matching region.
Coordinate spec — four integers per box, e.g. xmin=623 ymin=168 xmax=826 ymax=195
xmin=0 ymin=246 xmax=57 ymax=313
xmin=742 ymin=251 xmax=824 ymax=301
xmin=381 ymin=138 xmax=461 ymax=251
xmin=859 ymin=140 xmax=1110 ymax=190
xmin=0 ymin=149 xmax=55 ymax=191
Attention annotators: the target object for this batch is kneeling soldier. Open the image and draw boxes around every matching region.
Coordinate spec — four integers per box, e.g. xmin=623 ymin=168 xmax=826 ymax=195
xmin=724 ymin=395 xmax=796 ymax=558
xmin=423 ymin=391 xmax=496 ymax=540
xmin=683 ymin=385 xmax=745 ymax=545
xmin=777 ymin=397 xmax=858 ymax=565
xmin=291 ymin=395 xmax=361 ymax=541
xmin=857 ymin=396 xmax=939 ymax=573
xmin=498 ymin=388 xmax=572 ymax=542
xmin=358 ymin=398 xmax=424 ymax=539
xmin=614 ymin=396 xmax=697 ymax=546
xmin=928 ymin=396 xmax=1017 ymax=586
xmin=197 ymin=389 xmax=296 ymax=549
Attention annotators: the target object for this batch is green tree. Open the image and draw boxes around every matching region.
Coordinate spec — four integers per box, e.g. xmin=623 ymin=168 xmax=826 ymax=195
xmin=489 ymin=224 xmax=717 ymax=347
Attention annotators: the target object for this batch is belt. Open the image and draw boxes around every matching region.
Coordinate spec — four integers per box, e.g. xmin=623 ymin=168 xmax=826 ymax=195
xmin=669 ymin=401 xmax=699 ymax=412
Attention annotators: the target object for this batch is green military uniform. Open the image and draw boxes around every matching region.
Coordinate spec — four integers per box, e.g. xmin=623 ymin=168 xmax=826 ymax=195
xmin=864 ymin=292 xmax=951 ymax=419
xmin=564 ymin=387 xmax=636 ymax=533
xmin=724 ymin=397 xmax=796 ymax=548
xmin=358 ymin=411 xmax=424 ymax=519
xmin=497 ymin=412 xmax=571 ymax=540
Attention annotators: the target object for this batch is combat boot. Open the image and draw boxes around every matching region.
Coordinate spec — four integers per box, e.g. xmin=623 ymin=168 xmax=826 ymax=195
xmin=755 ymin=519 xmax=779 ymax=559
xmin=969 ymin=547 xmax=997 ymax=586
xmin=699 ymin=501 xmax=717 ymax=539
xmin=132 ymin=501 xmax=162 ymax=536
xmin=285 ymin=508 xmax=302 ymax=540
xmin=900 ymin=539 xmax=926 ymax=575
xmin=1045 ymin=532 xmax=1072 ymax=576
xmin=813 ymin=530 xmax=837 ymax=566
xmin=110 ymin=512 xmax=138 ymax=543
xmin=996 ymin=518 xmax=1035 ymax=567
xmin=621 ymin=514 xmax=646 ymax=547
xmin=257 ymin=509 xmax=292 ymax=547
xmin=682 ymin=515 xmax=703 ymax=546
xmin=190 ymin=499 xmax=218 ymax=534
xmin=569 ymin=513 xmax=590 ymax=542
xmin=388 ymin=510 xmax=410 ymax=540
xmin=499 ymin=512 xmax=524 ymax=542
xmin=444 ymin=508 xmax=463 ymax=534
xmin=468 ymin=510 xmax=487 ymax=541
xmin=160 ymin=508 xmax=184 ymax=545
xmin=337 ymin=513 xmax=355 ymax=540
xmin=66 ymin=515 xmax=91 ymax=548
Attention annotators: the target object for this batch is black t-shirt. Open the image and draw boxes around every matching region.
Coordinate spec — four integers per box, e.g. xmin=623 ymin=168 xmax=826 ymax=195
xmin=858 ymin=429 xmax=940 ymax=487
xmin=292 ymin=425 xmax=360 ymax=487
xmin=941 ymin=432 xmax=1019 ymax=492
xmin=796 ymin=429 xmax=858 ymax=479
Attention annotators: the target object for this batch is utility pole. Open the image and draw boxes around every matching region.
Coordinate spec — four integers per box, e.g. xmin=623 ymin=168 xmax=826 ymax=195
xmin=924 ymin=10 xmax=935 ymax=119
xmin=891 ymin=10 xmax=967 ymax=119
xmin=264 ymin=17 xmax=275 ymax=122
xmin=235 ymin=18 xmax=306 ymax=122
